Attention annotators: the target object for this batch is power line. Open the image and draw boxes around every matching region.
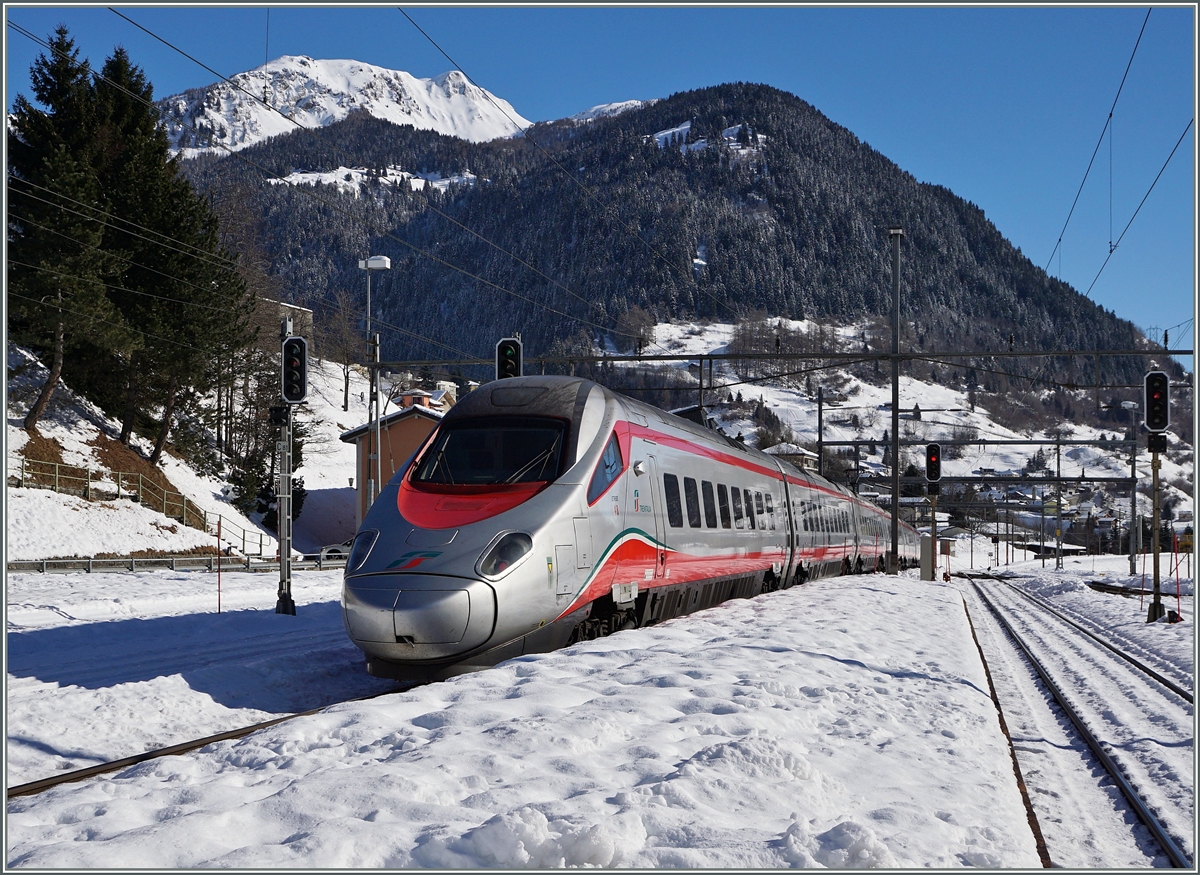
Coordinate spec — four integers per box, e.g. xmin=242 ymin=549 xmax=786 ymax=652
xmin=395 ymin=6 xmax=740 ymax=324
xmin=1043 ymin=8 xmax=1151 ymax=274
xmin=102 ymin=8 xmax=663 ymax=352
xmin=1081 ymin=117 xmax=1194 ymax=299
xmin=7 ymin=21 xmax=621 ymax=358
xmin=8 ymin=290 xmax=209 ymax=355
xmin=9 ymin=257 xmax=238 ymax=315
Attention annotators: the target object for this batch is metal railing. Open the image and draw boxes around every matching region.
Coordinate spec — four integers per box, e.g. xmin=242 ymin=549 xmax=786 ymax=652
xmin=10 ymin=457 xmax=274 ymax=558
xmin=6 ymin=555 xmax=345 ymax=574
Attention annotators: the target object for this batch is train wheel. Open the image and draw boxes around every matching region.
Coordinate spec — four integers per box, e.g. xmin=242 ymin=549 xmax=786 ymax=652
xmin=854 ymin=557 xmax=864 ymax=575
xmin=841 ymin=557 xmax=851 ymax=576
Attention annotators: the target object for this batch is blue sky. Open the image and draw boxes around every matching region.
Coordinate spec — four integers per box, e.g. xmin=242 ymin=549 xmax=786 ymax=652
xmin=5 ymin=4 xmax=1196 ymax=371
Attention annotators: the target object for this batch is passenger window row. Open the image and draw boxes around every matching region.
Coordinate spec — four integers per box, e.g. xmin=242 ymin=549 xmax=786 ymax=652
xmin=798 ymin=500 xmax=854 ymax=534
xmin=663 ymin=473 xmax=776 ymax=531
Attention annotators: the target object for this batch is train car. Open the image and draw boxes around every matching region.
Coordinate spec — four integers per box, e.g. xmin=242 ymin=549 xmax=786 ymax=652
xmin=341 ymin=375 xmax=919 ymax=681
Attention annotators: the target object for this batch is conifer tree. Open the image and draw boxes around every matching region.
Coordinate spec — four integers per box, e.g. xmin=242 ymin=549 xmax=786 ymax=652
xmin=7 ymin=27 xmax=136 ymax=430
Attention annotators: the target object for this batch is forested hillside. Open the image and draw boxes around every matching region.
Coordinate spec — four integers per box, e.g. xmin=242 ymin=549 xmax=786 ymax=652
xmin=176 ymin=81 xmax=1185 ymax=438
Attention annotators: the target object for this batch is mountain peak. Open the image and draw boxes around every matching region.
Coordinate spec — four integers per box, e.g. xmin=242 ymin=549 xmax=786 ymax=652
xmin=157 ymin=56 xmax=531 ymax=155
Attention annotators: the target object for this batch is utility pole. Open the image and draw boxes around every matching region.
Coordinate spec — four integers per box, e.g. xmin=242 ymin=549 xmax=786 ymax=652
xmin=1055 ymin=437 xmax=1063 ymax=570
xmin=1128 ymin=405 xmax=1138 ymax=574
xmin=888 ymin=227 xmax=903 ymax=574
xmin=1149 ymin=445 xmax=1164 ymax=621
xmin=359 ymin=256 xmax=391 ymax=509
xmin=816 ymin=385 xmax=824 ymax=477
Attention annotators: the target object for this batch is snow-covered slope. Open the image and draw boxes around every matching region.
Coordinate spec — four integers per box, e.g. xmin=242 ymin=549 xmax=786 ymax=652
xmin=6 ymin=343 xmax=370 ymax=560
xmin=567 ymin=99 xmax=651 ymax=123
xmin=158 ymin=55 xmax=532 ymax=154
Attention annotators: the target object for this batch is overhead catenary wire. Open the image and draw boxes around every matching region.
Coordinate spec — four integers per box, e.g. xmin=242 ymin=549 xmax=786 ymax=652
xmin=1043 ymin=7 xmax=1151 ymax=274
xmin=1081 ymin=117 xmax=1194 ymax=299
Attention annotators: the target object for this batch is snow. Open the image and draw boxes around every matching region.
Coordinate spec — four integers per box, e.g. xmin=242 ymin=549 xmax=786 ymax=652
xmin=568 ymin=100 xmax=651 ymax=123
xmin=6 ymin=328 xmax=1193 ymax=867
xmin=267 ymin=164 xmax=479 ymax=198
xmin=160 ymin=56 xmax=531 ymax=156
xmin=6 ymin=341 xmax=368 ymax=559
xmin=5 ymin=554 xmax=1191 ymax=867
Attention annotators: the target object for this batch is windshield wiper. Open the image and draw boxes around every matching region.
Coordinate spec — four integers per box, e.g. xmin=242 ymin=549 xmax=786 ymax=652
xmin=504 ymin=434 xmax=561 ymax=484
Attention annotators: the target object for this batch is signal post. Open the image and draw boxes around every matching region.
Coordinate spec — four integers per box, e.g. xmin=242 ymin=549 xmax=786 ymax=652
xmin=1144 ymin=371 xmax=1172 ymax=623
xmin=276 ymin=321 xmax=308 ymax=615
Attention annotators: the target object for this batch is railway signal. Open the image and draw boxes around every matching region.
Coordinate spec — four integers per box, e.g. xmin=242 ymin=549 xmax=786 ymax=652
xmin=925 ymin=443 xmax=942 ymax=481
xmin=282 ymin=336 xmax=308 ymax=404
xmin=495 ymin=336 xmax=522 ymax=380
xmin=924 ymin=443 xmax=941 ymax=497
xmin=1144 ymin=371 xmax=1170 ymax=432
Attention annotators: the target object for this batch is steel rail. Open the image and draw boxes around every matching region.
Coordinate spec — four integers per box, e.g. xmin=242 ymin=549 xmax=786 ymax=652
xmin=5 ymin=685 xmax=413 ymax=800
xmin=970 ymin=581 xmax=1192 ymax=869
xmin=998 ymin=579 xmax=1192 ymax=703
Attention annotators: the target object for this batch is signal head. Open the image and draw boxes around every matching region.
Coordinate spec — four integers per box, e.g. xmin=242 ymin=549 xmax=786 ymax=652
xmin=925 ymin=442 xmax=942 ymax=482
xmin=282 ymin=336 xmax=308 ymax=404
xmin=1144 ymin=371 xmax=1170 ymax=432
xmin=495 ymin=337 xmax=522 ymax=380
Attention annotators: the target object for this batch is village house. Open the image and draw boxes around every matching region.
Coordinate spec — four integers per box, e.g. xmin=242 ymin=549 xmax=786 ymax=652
xmin=339 ymin=381 xmax=459 ymax=528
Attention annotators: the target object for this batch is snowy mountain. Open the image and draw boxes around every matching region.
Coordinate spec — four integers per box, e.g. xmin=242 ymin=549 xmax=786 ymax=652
xmin=157 ymin=55 xmax=532 ymax=155
xmin=566 ymin=99 xmax=652 ymax=123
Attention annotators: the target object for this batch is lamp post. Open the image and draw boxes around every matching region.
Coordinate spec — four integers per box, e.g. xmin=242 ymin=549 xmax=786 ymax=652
xmin=359 ymin=255 xmax=391 ymax=509
xmin=887 ymin=226 xmax=903 ymax=574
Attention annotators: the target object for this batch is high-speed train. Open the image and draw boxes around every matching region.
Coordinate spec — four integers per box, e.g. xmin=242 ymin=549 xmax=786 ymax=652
xmin=341 ymin=375 xmax=920 ymax=681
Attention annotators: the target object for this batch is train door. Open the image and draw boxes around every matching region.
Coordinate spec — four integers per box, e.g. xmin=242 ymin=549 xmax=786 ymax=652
xmin=645 ymin=453 xmax=667 ymax=582
xmin=623 ymin=437 xmax=663 ymax=589
xmin=777 ymin=475 xmax=797 ymax=587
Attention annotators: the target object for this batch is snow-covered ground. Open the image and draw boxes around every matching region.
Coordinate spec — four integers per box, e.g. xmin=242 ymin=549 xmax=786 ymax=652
xmin=6 ymin=343 xmax=368 ymax=560
xmin=5 ymin=554 xmax=1191 ymax=867
xmin=6 ymin=324 xmax=1193 ymax=867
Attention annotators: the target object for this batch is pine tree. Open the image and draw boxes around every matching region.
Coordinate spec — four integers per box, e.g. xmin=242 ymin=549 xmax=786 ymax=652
xmin=7 ymin=27 xmax=136 ymax=430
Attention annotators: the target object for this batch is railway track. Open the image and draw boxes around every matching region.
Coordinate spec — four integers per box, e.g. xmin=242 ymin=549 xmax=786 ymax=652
xmin=968 ymin=577 xmax=1193 ymax=868
xmin=6 ymin=684 xmax=417 ymax=800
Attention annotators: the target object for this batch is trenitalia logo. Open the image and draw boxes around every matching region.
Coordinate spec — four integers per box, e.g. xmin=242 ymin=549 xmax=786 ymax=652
xmin=386 ymin=551 xmax=443 ymax=570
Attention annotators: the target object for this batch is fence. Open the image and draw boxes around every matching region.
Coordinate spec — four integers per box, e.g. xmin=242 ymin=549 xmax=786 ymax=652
xmin=11 ymin=457 xmax=273 ymax=557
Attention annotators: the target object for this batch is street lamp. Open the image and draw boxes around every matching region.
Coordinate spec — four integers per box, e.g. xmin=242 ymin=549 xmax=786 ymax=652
xmin=359 ymin=255 xmax=391 ymax=509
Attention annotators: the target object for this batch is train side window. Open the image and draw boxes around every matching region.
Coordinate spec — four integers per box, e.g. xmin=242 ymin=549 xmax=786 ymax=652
xmin=730 ymin=487 xmax=745 ymax=529
xmin=586 ymin=433 xmax=623 ymax=504
xmin=717 ymin=484 xmax=732 ymax=528
xmin=663 ymin=473 xmax=683 ymax=528
xmin=755 ymin=492 xmax=765 ymax=517
xmin=801 ymin=502 xmax=809 ymax=531
xmin=744 ymin=489 xmax=756 ymax=529
xmin=701 ymin=481 xmax=718 ymax=528
xmin=683 ymin=477 xmax=702 ymax=528
xmin=764 ymin=493 xmax=775 ymax=530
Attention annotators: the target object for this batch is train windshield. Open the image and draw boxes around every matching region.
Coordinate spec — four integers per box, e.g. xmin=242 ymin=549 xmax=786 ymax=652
xmin=411 ymin=416 xmax=568 ymax=486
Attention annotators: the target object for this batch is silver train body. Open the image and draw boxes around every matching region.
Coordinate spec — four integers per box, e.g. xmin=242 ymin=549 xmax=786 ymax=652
xmin=342 ymin=375 xmax=920 ymax=681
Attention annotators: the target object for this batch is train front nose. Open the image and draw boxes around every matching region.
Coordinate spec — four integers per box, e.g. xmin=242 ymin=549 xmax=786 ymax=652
xmin=342 ymin=573 xmax=497 ymax=661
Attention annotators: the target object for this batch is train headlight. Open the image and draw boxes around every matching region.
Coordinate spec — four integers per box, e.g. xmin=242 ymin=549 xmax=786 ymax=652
xmin=346 ymin=529 xmax=379 ymax=573
xmin=478 ymin=532 xmax=533 ymax=579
